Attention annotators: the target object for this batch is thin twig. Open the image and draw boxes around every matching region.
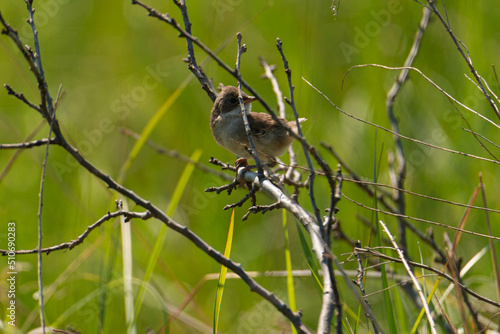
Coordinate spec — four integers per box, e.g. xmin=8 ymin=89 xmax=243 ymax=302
xmin=272 ymin=43 xmax=300 ymax=187
xmin=4 ymin=84 xmax=42 ymax=113
xmin=353 ymin=241 xmax=379 ymax=333
xmin=433 ymin=294 xmax=459 ymax=334
xmin=462 ymin=127 xmax=500 ymax=150
xmin=173 ymin=0 xmax=217 ymax=100
xmin=423 ymin=0 xmax=500 ymax=121
xmin=0 ymin=210 xmax=152 ymax=255
xmin=379 ymin=220 xmax=436 ymax=333
xmin=342 ymin=192 xmax=500 ymax=241
xmin=205 ymin=179 xmax=240 ymax=195
xmin=223 ymin=182 xmax=258 ymax=211
xmin=0 ymin=138 xmax=58 ymax=149
xmin=207 ymin=156 xmax=237 ymax=172
xmin=25 ymin=0 xmax=54 ymax=119
xmin=242 ymin=202 xmax=282 ymax=221
xmin=0 ymin=120 xmax=46 ymax=183
xmin=120 ymin=128 xmax=233 ymax=181
xmin=36 ymin=131 xmax=49 ymax=334
xmin=323 ymin=142 xmax=500 ymax=215
xmin=235 ymin=32 xmax=263 ymax=173
xmin=448 ymin=78 xmax=500 ymax=161
xmin=275 ymin=41 xmax=334 ymax=227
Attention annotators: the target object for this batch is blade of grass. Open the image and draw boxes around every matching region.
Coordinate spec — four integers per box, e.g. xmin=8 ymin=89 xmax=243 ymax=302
xmin=411 ymin=281 xmax=441 ymax=334
xmin=380 ymin=220 xmax=436 ymax=333
xmin=121 ymin=199 xmax=136 ymax=334
xmin=54 ymin=278 xmax=171 ymax=329
xmin=213 ymin=208 xmax=236 ymax=334
xmin=410 ymin=242 xmax=441 ymax=333
xmin=343 ymin=317 xmax=355 ymax=334
xmin=294 ymin=219 xmax=323 ymax=294
xmin=354 ymin=305 xmax=361 ymax=334
xmin=99 ymin=216 xmax=119 ymax=333
xmin=393 ymin=285 xmax=408 ymax=333
xmin=343 ymin=301 xmax=360 ymax=324
xmin=134 ymin=149 xmax=202 ymax=322
xmin=282 ymin=209 xmax=297 ymax=334
xmin=118 ymin=81 xmax=189 ymax=182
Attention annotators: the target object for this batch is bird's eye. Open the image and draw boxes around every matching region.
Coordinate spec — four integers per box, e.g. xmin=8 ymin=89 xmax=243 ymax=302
xmin=229 ymin=97 xmax=238 ymax=104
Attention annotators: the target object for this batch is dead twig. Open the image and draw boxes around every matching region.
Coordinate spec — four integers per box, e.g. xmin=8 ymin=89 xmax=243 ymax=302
xmin=0 ymin=210 xmax=152 ymax=255
xmin=242 ymin=202 xmax=282 ymax=221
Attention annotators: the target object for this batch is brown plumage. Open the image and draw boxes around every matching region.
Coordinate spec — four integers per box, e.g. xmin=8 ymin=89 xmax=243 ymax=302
xmin=210 ymin=86 xmax=306 ymax=163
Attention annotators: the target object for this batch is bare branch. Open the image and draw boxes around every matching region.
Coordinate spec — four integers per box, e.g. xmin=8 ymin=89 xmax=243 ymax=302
xmin=260 ymin=58 xmax=323 ymax=221
xmin=4 ymin=84 xmax=42 ymax=113
xmin=235 ymin=32 xmax=263 ymax=172
xmin=353 ymin=240 xmax=379 ymax=334
xmin=0 ymin=138 xmax=58 ymax=149
xmin=462 ymin=127 xmax=500 ymax=151
xmin=424 ymin=0 xmax=500 ymax=120
xmin=173 ymin=0 xmax=217 ymax=100
xmin=0 ymin=210 xmax=152 ymax=255
xmin=207 ymin=156 xmax=237 ymax=172
xmin=242 ymin=202 xmax=282 ymax=221
xmin=223 ymin=182 xmax=258 ymax=211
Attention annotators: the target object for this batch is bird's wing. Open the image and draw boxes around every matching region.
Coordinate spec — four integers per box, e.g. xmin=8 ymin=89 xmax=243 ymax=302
xmin=247 ymin=112 xmax=287 ymax=138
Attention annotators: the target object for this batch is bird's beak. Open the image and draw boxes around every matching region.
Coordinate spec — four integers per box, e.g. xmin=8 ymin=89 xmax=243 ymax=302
xmin=244 ymin=96 xmax=258 ymax=104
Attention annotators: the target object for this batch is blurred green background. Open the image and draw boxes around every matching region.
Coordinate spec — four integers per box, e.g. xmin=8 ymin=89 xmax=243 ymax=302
xmin=1 ymin=0 xmax=499 ymax=333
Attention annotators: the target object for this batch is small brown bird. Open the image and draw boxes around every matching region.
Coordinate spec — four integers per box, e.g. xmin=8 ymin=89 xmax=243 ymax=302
xmin=210 ymin=85 xmax=306 ymax=165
